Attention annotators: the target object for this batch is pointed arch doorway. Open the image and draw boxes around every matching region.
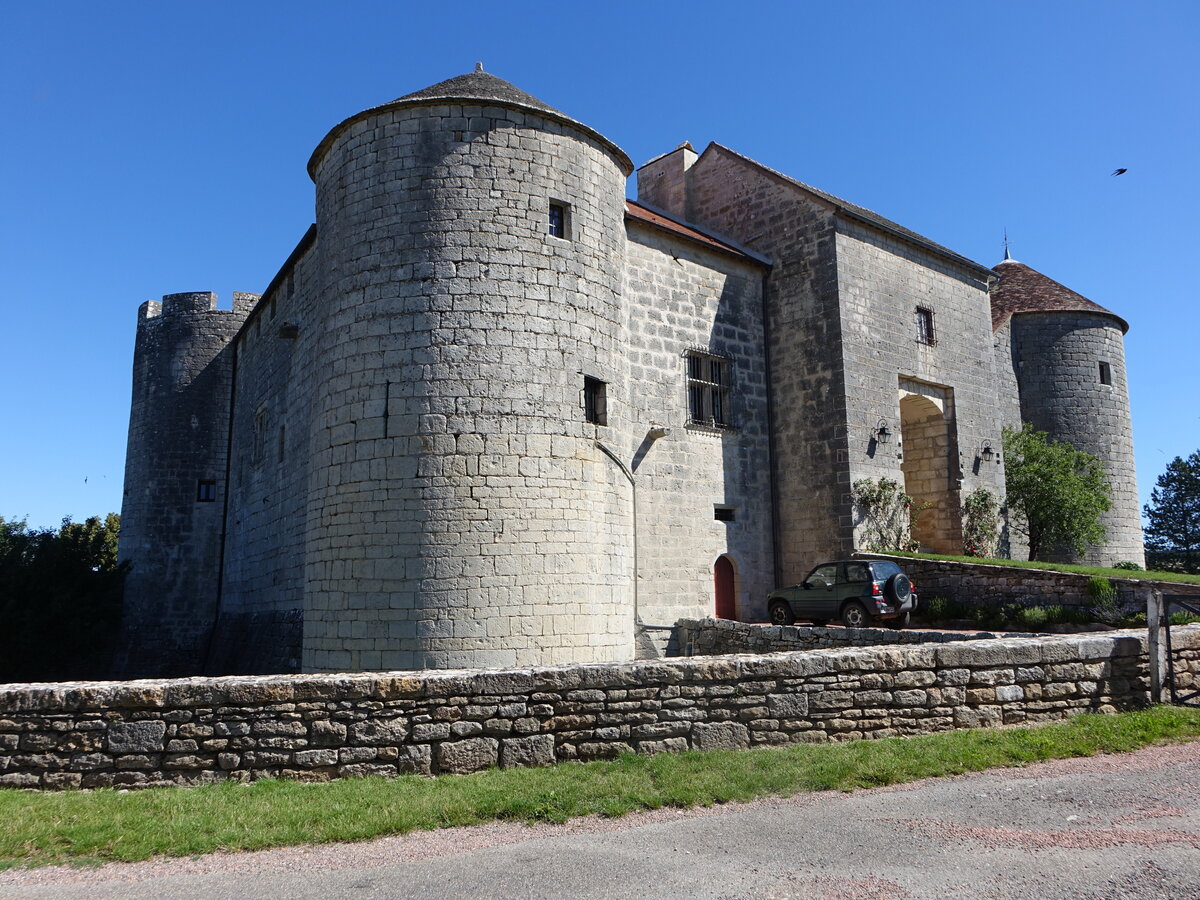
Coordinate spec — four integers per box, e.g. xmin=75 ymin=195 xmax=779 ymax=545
xmin=714 ymin=555 xmax=737 ymax=619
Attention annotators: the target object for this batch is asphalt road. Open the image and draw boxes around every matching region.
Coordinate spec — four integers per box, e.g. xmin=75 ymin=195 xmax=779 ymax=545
xmin=4 ymin=741 xmax=1199 ymax=900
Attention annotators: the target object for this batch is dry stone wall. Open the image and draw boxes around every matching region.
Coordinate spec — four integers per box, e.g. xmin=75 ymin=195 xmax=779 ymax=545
xmin=4 ymin=626 xmax=1197 ymax=790
xmin=679 ymin=617 xmax=1043 ymax=656
xmin=859 ymin=554 xmax=1200 ymax=613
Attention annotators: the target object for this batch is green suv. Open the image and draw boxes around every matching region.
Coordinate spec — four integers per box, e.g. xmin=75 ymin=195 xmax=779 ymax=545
xmin=767 ymin=560 xmax=917 ymax=629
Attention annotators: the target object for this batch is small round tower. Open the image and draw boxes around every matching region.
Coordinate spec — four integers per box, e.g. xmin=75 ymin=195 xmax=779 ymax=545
xmin=993 ymin=257 xmax=1144 ymax=566
xmin=302 ymin=67 xmax=636 ymax=670
xmin=117 ymin=291 xmax=253 ymax=677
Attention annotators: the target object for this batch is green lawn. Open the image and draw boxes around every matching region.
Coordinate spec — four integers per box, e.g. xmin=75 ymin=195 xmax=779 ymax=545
xmin=3 ymin=706 xmax=1199 ymax=869
xmin=882 ymin=551 xmax=1200 ymax=586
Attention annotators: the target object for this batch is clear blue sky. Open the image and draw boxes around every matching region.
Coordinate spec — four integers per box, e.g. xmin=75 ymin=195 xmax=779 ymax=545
xmin=2 ymin=1 xmax=1197 ymax=530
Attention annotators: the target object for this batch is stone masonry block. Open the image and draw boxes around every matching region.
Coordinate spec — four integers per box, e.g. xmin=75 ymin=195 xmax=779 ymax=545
xmin=107 ymin=721 xmax=167 ymax=753
xmin=436 ymin=737 xmax=499 ymax=774
xmin=499 ymin=735 xmax=556 ymax=768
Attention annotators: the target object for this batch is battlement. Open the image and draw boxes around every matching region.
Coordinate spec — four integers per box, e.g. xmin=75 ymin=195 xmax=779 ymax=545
xmin=137 ymin=292 xmax=259 ymax=325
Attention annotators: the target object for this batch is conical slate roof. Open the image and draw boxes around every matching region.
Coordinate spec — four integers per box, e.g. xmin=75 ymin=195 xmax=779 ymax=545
xmin=395 ymin=68 xmax=567 ymax=119
xmin=309 ymin=66 xmax=632 ymax=178
xmin=990 ymin=257 xmax=1128 ymax=333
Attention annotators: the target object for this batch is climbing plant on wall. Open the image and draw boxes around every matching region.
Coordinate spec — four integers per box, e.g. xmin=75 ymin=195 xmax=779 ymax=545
xmin=961 ymin=487 xmax=1001 ymax=558
xmin=851 ymin=478 xmax=928 ymax=553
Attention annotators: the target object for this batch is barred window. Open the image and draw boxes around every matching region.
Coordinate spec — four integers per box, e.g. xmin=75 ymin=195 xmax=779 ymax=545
xmin=196 ymin=480 xmax=217 ymax=503
xmin=915 ymin=306 xmax=936 ymax=345
xmin=686 ymin=351 xmax=733 ymax=427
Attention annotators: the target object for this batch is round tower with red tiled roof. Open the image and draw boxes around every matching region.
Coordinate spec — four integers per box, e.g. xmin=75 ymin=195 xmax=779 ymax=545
xmin=993 ymin=256 xmax=1144 ymax=566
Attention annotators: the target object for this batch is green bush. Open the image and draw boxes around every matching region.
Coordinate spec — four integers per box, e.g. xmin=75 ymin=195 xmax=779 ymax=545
xmin=1086 ymin=576 xmax=1124 ymax=626
xmin=1112 ymin=561 xmax=1143 ymax=571
xmin=923 ymin=596 xmax=965 ymax=621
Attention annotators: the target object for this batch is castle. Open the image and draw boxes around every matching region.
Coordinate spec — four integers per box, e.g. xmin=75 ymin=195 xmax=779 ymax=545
xmin=116 ymin=67 xmax=1143 ymax=678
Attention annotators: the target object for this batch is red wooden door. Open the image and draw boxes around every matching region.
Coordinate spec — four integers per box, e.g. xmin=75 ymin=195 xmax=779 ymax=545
xmin=714 ymin=555 xmax=736 ymax=619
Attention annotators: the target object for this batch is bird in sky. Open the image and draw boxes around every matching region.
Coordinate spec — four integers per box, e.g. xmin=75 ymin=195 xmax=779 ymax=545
xmin=1112 ymin=168 xmax=1128 ymax=176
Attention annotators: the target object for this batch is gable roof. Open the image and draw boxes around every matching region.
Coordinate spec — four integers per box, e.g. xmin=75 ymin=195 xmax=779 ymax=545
xmin=991 ymin=258 xmax=1128 ymax=333
xmin=705 ymin=144 xmax=995 ymax=279
xmin=625 ymin=200 xmax=770 ymax=265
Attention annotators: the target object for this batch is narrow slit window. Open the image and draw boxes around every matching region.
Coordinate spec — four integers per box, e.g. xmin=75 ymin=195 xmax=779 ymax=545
xmin=1099 ymin=361 xmax=1112 ymax=385
xmin=915 ymin=307 xmax=936 ymax=345
xmin=197 ymin=480 xmax=217 ymax=502
xmin=583 ymin=376 xmax=607 ymax=425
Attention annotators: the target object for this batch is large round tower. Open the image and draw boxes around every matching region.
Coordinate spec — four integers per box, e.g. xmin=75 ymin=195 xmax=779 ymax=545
xmin=117 ymin=291 xmax=254 ymax=677
xmin=993 ymin=257 xmax=1144 ymax=566
xmin=301 ymin=67 xmax=636 ymax=670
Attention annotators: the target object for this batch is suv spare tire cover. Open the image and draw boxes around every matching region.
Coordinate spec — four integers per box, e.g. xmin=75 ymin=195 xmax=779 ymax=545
xmin=886 ymin=573 xmax=912 ymax=602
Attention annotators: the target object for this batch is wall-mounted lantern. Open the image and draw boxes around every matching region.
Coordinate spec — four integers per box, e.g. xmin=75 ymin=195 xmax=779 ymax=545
xmin=874 ymin=418 xmax=892 ymax=445
xmin=979 ymin=440 xmax=995 ymax=462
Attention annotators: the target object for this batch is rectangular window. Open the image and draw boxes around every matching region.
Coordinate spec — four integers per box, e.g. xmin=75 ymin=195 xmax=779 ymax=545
xmin=686 ymin=350 xmax=733 ymax=427
xmin=714 ymin=505 xmax=736 ymax=522
xmin=197 ymin=480 xmax=217 ymax=502
xmin=1099 ymin=361 xmax=1112 ymax=385
xmin=548 ymin=201 xmax=569 ymax=239
xmin=278 ymin=424 xmax=286 ymax=462
xmin=915 ymin=307 xmax=936 ymax=345
xmin=583 ymin=376 xmax=607 ymax=425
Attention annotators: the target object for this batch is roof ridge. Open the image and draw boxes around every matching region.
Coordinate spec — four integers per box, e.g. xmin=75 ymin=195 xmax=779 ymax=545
xmin=704 ymin=143 xmax=993 ymax=277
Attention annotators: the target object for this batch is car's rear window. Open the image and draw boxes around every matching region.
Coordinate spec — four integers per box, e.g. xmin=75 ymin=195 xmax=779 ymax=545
xmin=869 ymin=561 xmax=903 ymax=580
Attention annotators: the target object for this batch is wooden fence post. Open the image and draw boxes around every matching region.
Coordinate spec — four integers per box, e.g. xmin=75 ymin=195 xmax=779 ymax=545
xmin=1147 ymin=588 xmax=1165 ymax=704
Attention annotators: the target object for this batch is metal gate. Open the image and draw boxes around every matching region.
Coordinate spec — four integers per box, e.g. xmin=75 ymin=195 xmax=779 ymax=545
xmin=1160 ymin=593 xmax=1200 ymax=706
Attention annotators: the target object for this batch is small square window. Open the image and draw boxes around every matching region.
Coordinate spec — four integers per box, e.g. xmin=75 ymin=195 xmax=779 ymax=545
xmin=197 ymin=480 xmax=217 ymax=502
xmin=1099 ymin=361 xmax=1112 ymax=385
xmin=915 ymin=307 xmax=936 ymax=345
xmin=583 ymin=376 xmax=607 ymax=425
xmin=714 ymin=506 xmax=736 ymax=522
xmin=548 ymin=201 xmax=569 ymax=239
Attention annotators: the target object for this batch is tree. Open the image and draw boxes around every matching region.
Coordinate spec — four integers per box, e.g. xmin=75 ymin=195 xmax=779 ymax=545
xmin=1143 ymin=451 xmax=1200 ymax=573
xmin=1002 ymin=424 xmax=1111 ymax=561
xmin=0 ymin=514 xmax=127 ymax=682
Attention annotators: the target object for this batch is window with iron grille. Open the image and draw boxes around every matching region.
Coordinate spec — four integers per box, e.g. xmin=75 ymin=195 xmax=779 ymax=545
xmin=915 ymin=306 xmax=936 ymax=345
xmin=686 ymin=351 xmax=733 ymax=427
xmin=196 ymin=480 xmax=217 ymax=502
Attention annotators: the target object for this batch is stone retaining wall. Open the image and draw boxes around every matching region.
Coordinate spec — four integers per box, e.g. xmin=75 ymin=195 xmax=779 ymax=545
xmin=678 ymin=617 xmax=1043 ymax=656
xmin=858 ymin=553 xmax=1200 ymax=613
xmin=3 ymin=626 xmax=1197 ymax=790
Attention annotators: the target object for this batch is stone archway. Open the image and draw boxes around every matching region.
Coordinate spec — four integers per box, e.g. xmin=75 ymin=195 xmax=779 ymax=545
xmin=898 ymin=387 xmax=962 ymax=554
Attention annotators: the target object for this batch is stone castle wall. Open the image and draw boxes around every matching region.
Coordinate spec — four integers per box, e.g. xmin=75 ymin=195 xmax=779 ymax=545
xmin=300 ymin=99 xmax=634 ymax=671
xmin=116 ymin=292 xmax=254 ymax=678
xmin=4 ymin=627 xmax=1196 ymax=789
xmin=623 ymin=220 xmax=774 ymax=625
xmin=1011 ymin=311 xmax=1143 ymax=567
xmin=640 ymin=146 xmax=852 ymax=584
xmin=214 ymin=235 xmax=319 ymax=675
xmin=834 ymin=221 xmax=1009 ymax=555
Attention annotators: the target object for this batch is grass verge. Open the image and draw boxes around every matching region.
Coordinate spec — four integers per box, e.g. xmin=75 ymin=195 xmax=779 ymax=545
xmin=3 ymin=706 xmax=1200 ymax=870
xmin=881 ymin=551 xmax=1200 ymax=586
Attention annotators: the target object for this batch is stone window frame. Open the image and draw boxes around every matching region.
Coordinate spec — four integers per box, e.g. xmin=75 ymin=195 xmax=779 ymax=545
xmin=915 ymin=306 xmax=936 ymax=346
xmin=252 ymin=408 xmax=267 ymax=466
xmin=196 ymin=480 xmax=217 ymax=503
xmin=685 ymin=348 xmax=735 ymax=430
xmin=1099 ymin=361 xmax=1113 ymax=386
